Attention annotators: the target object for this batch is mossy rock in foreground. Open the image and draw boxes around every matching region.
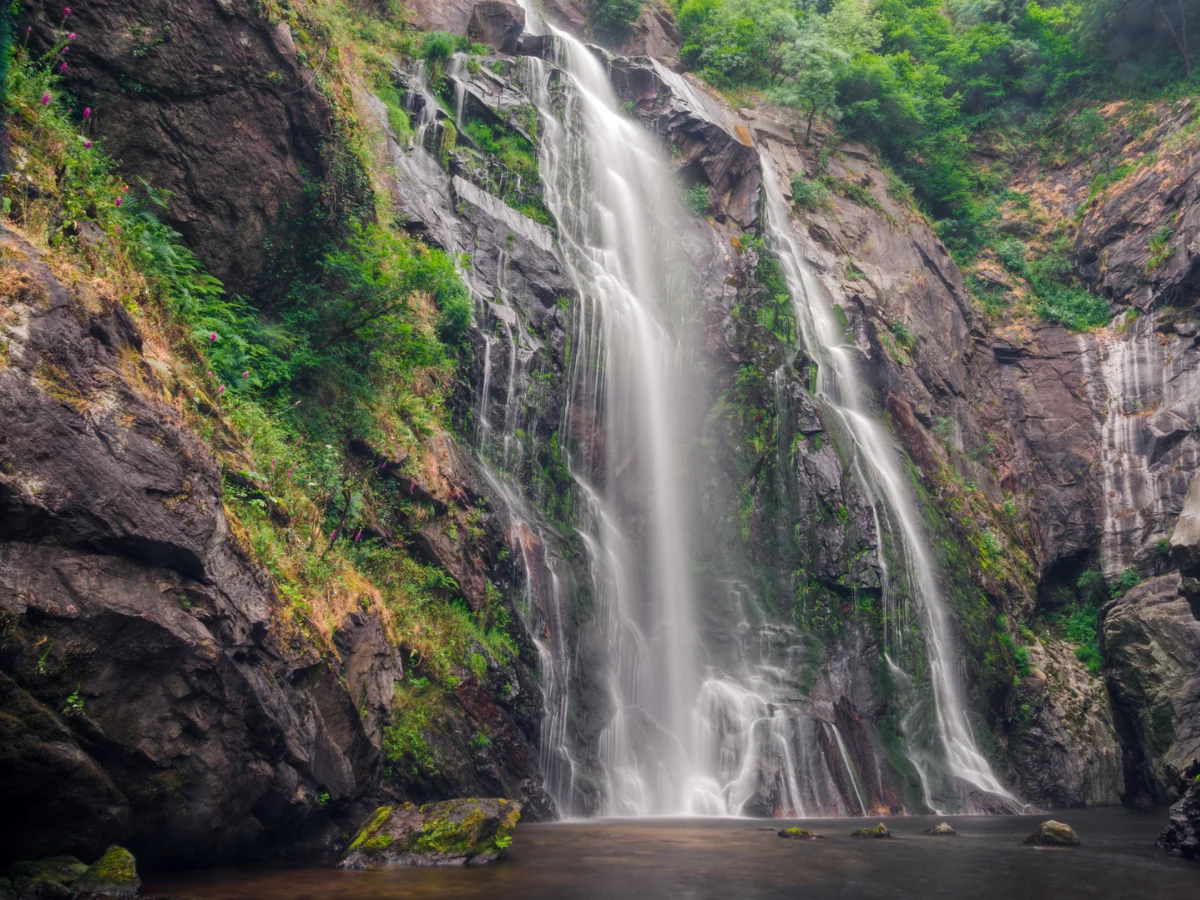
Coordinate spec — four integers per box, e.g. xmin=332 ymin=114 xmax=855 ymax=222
xmin=339 ymin=798 xmax=522 ymax=868
xmin=777 ymin=827 xmax=822 ymax=840
xmin=1023 ymin=820 xmax=1080 ymax=846
xmin=850 ymin=822 xmax=891 ymax=838
xmin=72 ymin=845 xmax=141 ymax=897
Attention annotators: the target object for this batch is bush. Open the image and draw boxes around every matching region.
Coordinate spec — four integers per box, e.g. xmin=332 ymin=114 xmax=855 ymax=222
xmin=683 ymin=183 xmax=710 ymax=216
xmin=593 ymin=0 xmax=643 ymax=36
xmin=791 ymin=174 xmax=831 ymax=211
xmin=420 ymin=31 xmax=459 ymax=63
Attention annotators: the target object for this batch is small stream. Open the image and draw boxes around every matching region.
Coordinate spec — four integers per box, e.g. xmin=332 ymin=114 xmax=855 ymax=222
xmin=146 ymin=810 xmax=1194 ymax=899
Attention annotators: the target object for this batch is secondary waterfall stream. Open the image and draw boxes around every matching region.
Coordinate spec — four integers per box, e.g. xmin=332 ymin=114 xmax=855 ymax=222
xmin=451 ymin=1 xmax=1019 ymax=817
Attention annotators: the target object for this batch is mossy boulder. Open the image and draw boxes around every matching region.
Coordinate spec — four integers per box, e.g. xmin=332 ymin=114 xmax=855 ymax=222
xmin=9 ymin=857 xmax=87 ymax=887
xmin=72 ymin=846 xmax=141 ymax=897
xmin=777 ymin=827 xmax=821 ymax=840
xmin=924 ymin=822 xmax=956 ymax=836
xmin=1024 ymin=820 xmax=1080 ymax=846
xmin=339 ymin=799 xmax=521 ymax=868
xmin=851 ymin=822 xmax=891 ymax=838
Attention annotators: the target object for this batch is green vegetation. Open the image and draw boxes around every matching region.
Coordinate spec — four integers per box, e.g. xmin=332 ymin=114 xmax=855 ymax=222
xmin=684 ymin=182 xmax=712 ymax=216
xmin=3 ymin=3 xmax=526 ymax=793
xmin=593 ymin=0 xmax=645 ymax=37
xmin=672 ymin=0 xmax=1200 ymax=328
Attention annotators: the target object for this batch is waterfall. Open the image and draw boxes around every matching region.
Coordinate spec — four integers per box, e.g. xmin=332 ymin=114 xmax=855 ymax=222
xmin=522 ymin=27 xmax=701 ymax=817
xmin=759 ymin=161 xmax=1017 ymax=812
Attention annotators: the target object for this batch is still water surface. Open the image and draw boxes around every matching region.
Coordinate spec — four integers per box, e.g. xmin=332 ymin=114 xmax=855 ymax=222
xmin=146 ymin=810 xmax=1196 ymax=899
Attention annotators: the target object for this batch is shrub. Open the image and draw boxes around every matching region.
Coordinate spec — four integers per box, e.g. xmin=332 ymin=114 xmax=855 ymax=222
xmin=791 ymin=174 xmax=831 ymax=211
xmin=683 ymin=183 xmax=710 ymax=216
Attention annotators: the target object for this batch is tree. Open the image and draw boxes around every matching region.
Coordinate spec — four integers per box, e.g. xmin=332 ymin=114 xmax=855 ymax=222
xmin=773 ymin=20 xmax=850 ymax=143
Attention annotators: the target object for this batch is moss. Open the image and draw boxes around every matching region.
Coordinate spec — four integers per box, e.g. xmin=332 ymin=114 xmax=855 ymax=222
xmin=347 ymin=805 xmax=395 ymax=853
xmin=9 ymin=856 xmax=87 ymax=886
xmin=851 ymin=822 xmax=890 ymax=838
xmin=362 ymin=833 xmax=394 ymax=853
xmin=73 ymin=846 xmax=140 ymax=896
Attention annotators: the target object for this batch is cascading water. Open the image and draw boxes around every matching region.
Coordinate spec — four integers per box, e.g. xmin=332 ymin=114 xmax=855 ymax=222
xmin=521 ymin=25 xmax=702 ymax=817
xmin=759 ymin=160 xmax=1017 ymax=813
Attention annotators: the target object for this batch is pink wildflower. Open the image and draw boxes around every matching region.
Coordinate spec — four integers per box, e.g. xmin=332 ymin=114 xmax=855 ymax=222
xmin=114 ymin=197 xmax=122 ymax=207
xmin=122 ymin=185 xmax=129 ymax=193
xmin=63 ymin=7 xmax=71 ymax=18
xmin=41 ymin=92 xmax=51 ymax=106
xmin=354 ymin=530 xmax=362 ymax=542
xmin=68 ymin=33 xmax=75 ymax=40
xmin=330 ymin=530 xmax=338 ymax=542
xmin=115 ymin=226 xmax=121 ymax=234
xmin=60 ymin=63 xmax=68 ymax=72
xmin=206 ymin=371 xmax=214 ymax=379
xmin=210 ymin=332 xmax=217 ymax=342
xmin=218 ymin=385 xmax=226 ymax=394
xmin=242 ymin=370 xmax=249 ymax=379
xmin=83 ymin=107 xmax=91 ymax=119
xmin=84 ymin=140 xmax=92 ymax=148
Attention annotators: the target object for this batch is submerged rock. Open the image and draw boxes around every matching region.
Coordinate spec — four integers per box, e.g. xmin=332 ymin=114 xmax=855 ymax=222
xmin=339 ymin=799 xmax=521 ymax=868
xmin=1023 ymin=820 xmax=1080 ymax=846
xmin=850 ymin=823 xmax=891 ymax=838
xmin=777 ymin=827 xmax=821 ymax=840
xmin=924 ymin=823 xmax=956 ymax=836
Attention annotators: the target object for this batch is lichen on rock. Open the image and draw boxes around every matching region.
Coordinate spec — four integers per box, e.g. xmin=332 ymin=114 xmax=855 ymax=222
xmin=72 ymin=845 xmax=141 ymax=897
xmin=1023 ymin=820 xmax=1080 ymax=846
xmin=339 ymin=799 xmax=521 ymax=868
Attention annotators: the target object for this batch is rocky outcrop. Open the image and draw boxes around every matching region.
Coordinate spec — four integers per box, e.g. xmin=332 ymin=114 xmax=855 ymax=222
xmin=1103 ymin=573 xmax=1200 ymax=803
xmin=22 ymin=0 xmax=334 ymax=297
xmin=1173 ymin=472 xmax=1200 ymax=578
xmin=338 ymin=799 xmax=520 ymax=868
xmin=0 ymin=229 xmax=383 ymax=864
xmin=1009 ymin=638 xmax=1123 ymax=808
xmin=406 ymin=0 xmax=478 ymax=34
xmin=467 ymin=1 xmax=526 ymax=55
xmin=618 ymin=3 xmax=683 ymax=68
xmin=1158 ymin=762 xmax=1200 ymax=861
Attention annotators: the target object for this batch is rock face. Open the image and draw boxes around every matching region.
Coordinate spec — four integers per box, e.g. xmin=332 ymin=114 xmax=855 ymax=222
xmin=22 ymin=0 xmax=333 ymax=297
xmin=1157 ymin=764 xmax=1200 ymax=860
xmin=1008 ymin=638 xmax=1123 ymax=808
xmin=618 ymin=4 xmax=684 ymax=68
xmin=338 ymin=799 xmax=520 ymax=868
xmin=72 ymin=846 xmax=141 ymax=898
xmin=1104 ymin=574 xmax=1200 ymax=804
xmin=1173 ymin=472 xmax=1200 ymax=577
xmin=467 ymin=1 xmax=526 ymax=54
xmin=1024 ymin=820 xmax=1080 ymax=846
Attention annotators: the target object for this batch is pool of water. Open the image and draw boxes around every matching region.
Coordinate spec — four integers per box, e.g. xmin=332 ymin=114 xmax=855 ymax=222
xmin=145 ymin=809 xmax=1197 ymax=899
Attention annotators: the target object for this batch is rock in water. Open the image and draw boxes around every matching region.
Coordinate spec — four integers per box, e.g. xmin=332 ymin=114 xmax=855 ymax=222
xmin=850 ymin=823 xmax=890 ymax=838
xmin=339 ymin=799 xmax=521 ymax=868
xmin=72 ymin=846 xmax=141 ymax=897
xmin=1157 ymin=770 xmax=1200 ymax=860
xmin=1023 ymin=820 xmax=1080 ymax=846
xmin=924 ymin=823 xmax=956 ymax=836
xmin=777 ymin=827 xmax=821 ymax=840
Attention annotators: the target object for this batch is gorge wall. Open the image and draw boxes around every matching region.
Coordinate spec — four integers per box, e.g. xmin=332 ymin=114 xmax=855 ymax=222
xmin=2 ymin=0 xmax=1199 ymax=867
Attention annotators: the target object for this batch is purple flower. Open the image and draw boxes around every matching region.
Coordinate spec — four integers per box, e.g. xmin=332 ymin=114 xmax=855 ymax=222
xmin=354 ymin=530 xmax=362 ymax=542
xmin=242 ymin=370 xmax=249 ymax=379
xmin=84 ymin=140 xmax=92 ymax=148
xmin=330 ymin=530 xmax=338 ymax=542
xmin=63 ymin=7 xmax=71 ymax=18
xmin=68 ymin=32 xmax=75 ymax=41
xmin=25 ymin=26 xmax=31 ymax=35
xmin=207 ymin=370 xmax=214 ymax=378
xmin=218 ymin=385 xmax=226 ymax=394
xmin=210 ymin=332 xmax=217 ymax=342
xmin=41 ymin=92 xmax=51 ymax=106
xmin=114 ymin=197 xmax=122 ymax=207
xmin=60 ymin=63 xmax=68 ymax=72
xmin=83 ymin=107 xmax=91 ymax=119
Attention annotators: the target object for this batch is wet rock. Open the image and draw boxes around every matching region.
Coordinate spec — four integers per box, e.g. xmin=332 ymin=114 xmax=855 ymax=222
xmin=1007 ymin=637 xmax=1123 ymax=809
xmin=924 ymin=823 xmax=956 ymax=835
xmin=1157 ymin=762 xmax=1200 ymax=860
xmin=851 ymin=822 xmax=890 ymax=838
xmin=467 ymin=1 xmax=526 ymax=55
xmin=1023 ymin=820 xmax=1080 ymax=846
xmin=1103 ymin=573 xmax=1200 ymax=799
xmin=407 ymin=0 xmax=477 ymax=33
xmin=338 ymin=800 xmax=521 ymax=868
xmin=777 ymin=827 xmax=821 ymax=840
xmin=72 ymin=846 xmax=140 ymax=898
xmin=1172 ymin=472 xmax=1200 ymax=574
xmin=618 ymin=5 xmax=683 ymax=69
xmin=5 ymin=857 xmax=88 ymax=897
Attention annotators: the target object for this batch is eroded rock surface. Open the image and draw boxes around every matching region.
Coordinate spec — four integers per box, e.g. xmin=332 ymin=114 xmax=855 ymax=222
xmin=338 ymin=799 xmax=520 ymax=868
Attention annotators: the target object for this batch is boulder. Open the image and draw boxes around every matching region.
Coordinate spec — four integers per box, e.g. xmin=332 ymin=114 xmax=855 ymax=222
xmin=1023 ymin=820 xmax=1080 ymax=846
xmin=924 ymin=823 xmax=956 ymax=836
xmin=619 ymin=5 xmax=683 ymax=69
xmin=338 ymin=800 xmax=521 ymax=868
xmin=6 ymin=857 xmax=88 ymax=897
xmin=850 ymin=822 xmax=890 ymax=838
xmin=71 ymin=846 xmax=140 ymax=898
xmin=467 ymin=1 xmax=526 ymax=54
xmin=406 ymin=0 xmax=477 ymax=34
xmin=777 ymin=827 xmax=821 ymax=840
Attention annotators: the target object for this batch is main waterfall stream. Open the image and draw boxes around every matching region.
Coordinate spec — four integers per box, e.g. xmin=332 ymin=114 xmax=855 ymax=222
xmin=458 ymin=1 xmax=1020 ymax=818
